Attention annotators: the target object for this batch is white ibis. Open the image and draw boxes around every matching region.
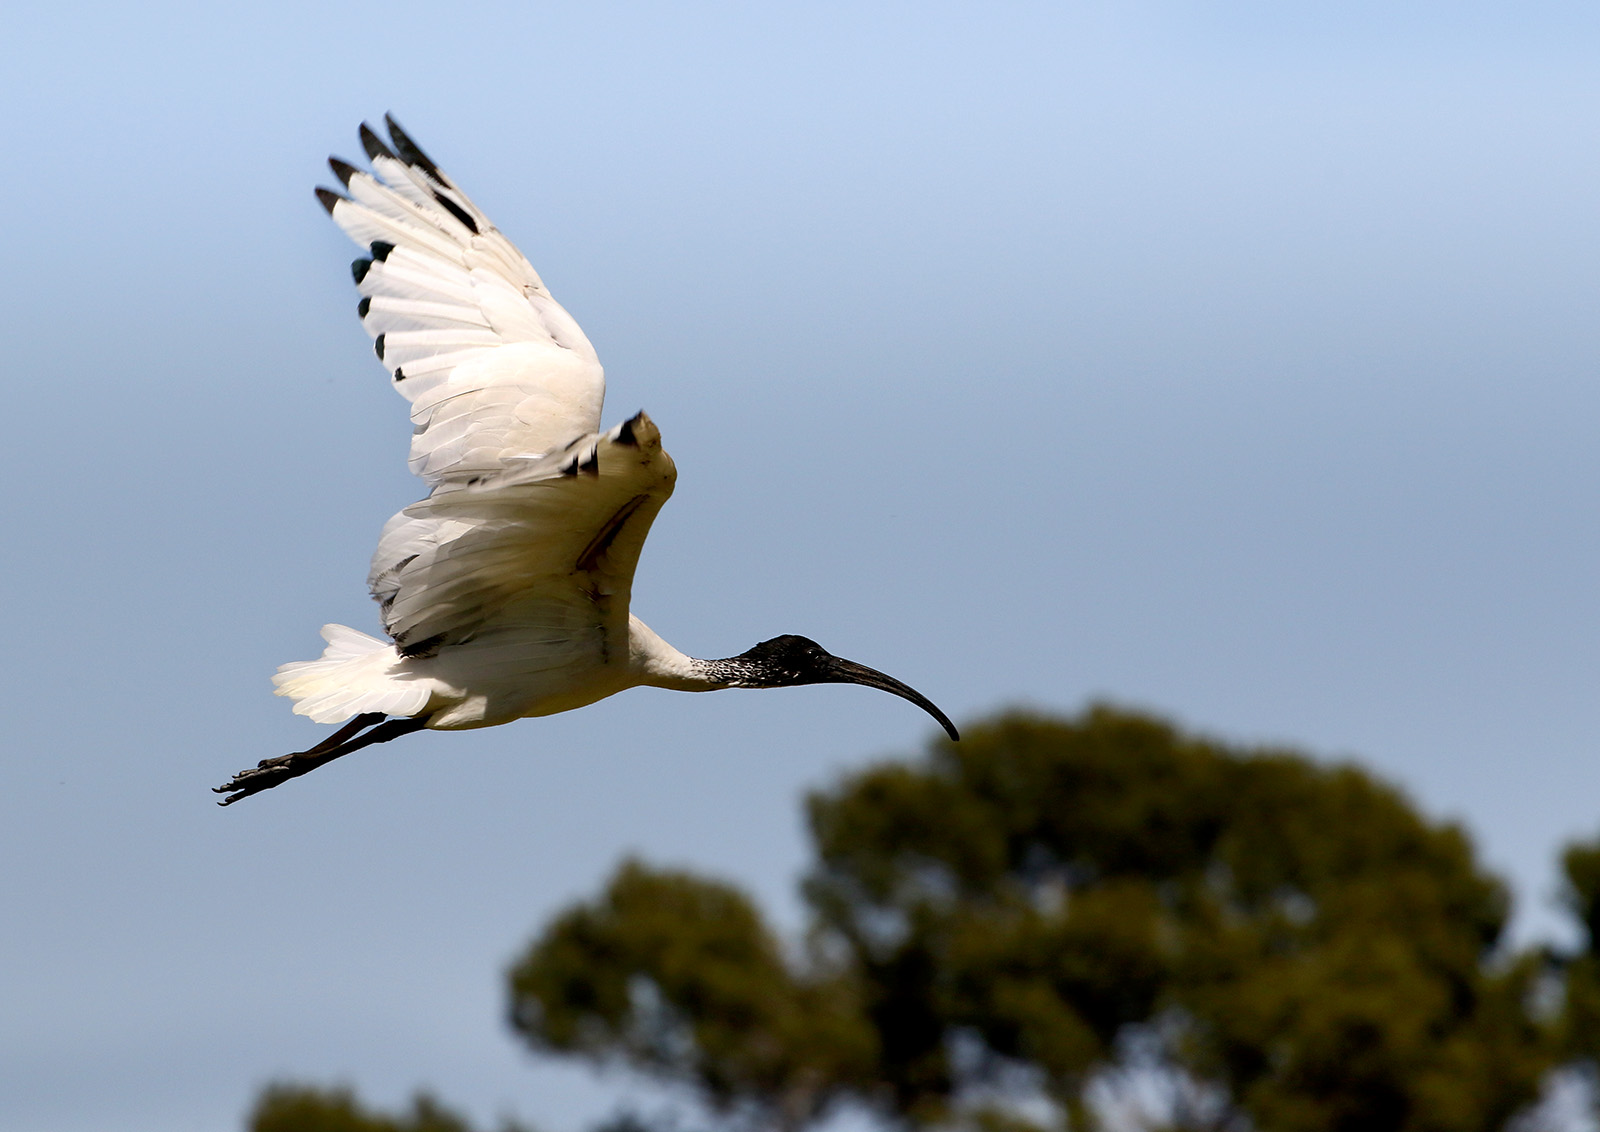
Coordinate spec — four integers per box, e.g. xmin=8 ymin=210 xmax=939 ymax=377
xmin=216 ymin=116 xmax=958 ymax=805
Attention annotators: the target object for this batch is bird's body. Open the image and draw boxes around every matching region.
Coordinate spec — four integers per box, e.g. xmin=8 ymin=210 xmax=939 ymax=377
xmin=281 ymin=613 xmax=731 ymax=733
xmin=216 ymin=117 xmax=956 ymax=805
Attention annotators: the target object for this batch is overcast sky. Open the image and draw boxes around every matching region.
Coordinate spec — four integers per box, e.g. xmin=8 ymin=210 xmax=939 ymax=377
xmin=4 ymin=3 xmax=1599 ymax=1131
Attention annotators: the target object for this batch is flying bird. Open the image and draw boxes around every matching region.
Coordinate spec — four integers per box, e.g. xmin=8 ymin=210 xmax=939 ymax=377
xmin=216 ymin=116 xmax=958 ymax=805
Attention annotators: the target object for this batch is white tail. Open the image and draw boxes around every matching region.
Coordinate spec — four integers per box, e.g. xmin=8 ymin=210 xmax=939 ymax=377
xmin=273 ymin=624 xmax=432 ymax=723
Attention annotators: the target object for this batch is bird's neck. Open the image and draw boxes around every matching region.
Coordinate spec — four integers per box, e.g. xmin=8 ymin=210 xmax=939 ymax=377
xmin=627 ymin=615 xmax=747 ymax=691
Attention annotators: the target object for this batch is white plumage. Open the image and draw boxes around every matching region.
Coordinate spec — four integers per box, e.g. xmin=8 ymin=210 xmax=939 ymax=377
xmin=216 ymin=116 xmax=956 ymax=805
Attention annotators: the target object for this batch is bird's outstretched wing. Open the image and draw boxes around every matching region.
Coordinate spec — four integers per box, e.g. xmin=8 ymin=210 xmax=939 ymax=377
xmin=368 ymin=412 xmax=677 ymax=659
xmin=316 ymin=115 xmax=605 ymax=485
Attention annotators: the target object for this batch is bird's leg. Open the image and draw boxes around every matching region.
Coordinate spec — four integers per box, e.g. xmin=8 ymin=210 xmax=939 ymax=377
xmin=290 ymin=712 xmax=388 ymax=757
xmin=213 ymin=712 xmax=428 ymax=806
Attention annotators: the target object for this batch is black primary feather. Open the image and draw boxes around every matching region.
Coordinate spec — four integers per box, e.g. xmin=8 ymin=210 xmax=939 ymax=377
xmin=385 ymin=113 xmax=444 ymax=180
xmin=434 ymin=192 xmax=479 ymax=234
xmin=328 ymin=157 xmax=358 ymax=187
xmin=360 ymin=122 xmax=395 ymax=162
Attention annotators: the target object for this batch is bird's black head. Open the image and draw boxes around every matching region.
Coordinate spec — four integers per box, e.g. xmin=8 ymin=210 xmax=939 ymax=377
xmin=732 ymin=635 xmax=960 ymax=740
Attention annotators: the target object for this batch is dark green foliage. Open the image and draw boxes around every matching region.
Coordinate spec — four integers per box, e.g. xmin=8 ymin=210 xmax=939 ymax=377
xmin=246 ymin=1083 xmax=521 ymax=1132
xmin=1562 ymin=837 xmax=1600 ymax=956
xmin=802 ymin=708 xmax=1546 ymax=1132
xmin=1559 ymin=834 xmax=1600 ymax=1065
xmin=505 ymin=706 xmax=1557 ymax=1132
xmin=507 ymin=860 xmax=876 ymax=1131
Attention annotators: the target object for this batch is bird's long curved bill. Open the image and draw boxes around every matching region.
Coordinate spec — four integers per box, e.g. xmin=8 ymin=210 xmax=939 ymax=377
xmin=827 ymin=658 xmax=960 ymax=741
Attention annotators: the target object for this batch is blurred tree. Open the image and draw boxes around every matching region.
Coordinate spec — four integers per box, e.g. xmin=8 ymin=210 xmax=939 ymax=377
xmin=1558 ymin=834 xmax=1600 ymax=1100
xmin=506 ymin=706 xmax=1556 ymax=1132
xmin=247 ymin=1082 xmax=532 ymax=1132
xmin=507 ymin=859 xmax=876 ymax=1132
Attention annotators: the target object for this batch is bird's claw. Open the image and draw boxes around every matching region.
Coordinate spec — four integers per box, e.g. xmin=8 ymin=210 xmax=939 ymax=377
xmin=214 ymin=713 xmax=414 ymax=806
xmin=214 ymin=755 xmax=300 ymax=806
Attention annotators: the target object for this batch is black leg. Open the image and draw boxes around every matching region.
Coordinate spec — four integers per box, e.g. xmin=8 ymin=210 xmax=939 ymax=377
xmin=214 ymin=713 xmax=429 ymax=806
xmin=299 ymin=712 xmax=387 ymax=755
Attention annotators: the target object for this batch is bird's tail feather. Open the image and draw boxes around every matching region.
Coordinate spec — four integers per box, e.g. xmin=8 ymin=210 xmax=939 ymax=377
xmin=273 ymin=624 xmax=432 ymax=724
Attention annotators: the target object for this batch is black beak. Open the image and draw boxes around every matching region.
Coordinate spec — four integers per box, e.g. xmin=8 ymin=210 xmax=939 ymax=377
xmin=824 ymin=657 xmax=961 ymax=741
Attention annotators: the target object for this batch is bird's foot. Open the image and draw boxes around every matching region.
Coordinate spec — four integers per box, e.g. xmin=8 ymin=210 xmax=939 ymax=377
xmin=213 ymin=753 xmax=311 ymax=806
xmin=214 ymin=712 xmax=388 ymax=807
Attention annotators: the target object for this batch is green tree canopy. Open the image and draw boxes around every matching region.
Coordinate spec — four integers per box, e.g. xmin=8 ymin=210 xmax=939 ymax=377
xmin=1559 ymin=833 xmax=1600 ymax=1068
xmin=506 ymin=858 xmax=877 ymax=1131
xmin=246 ymin=1083 xmax=526 ymax=1132
xmin=506 ymin=706 xmax=1556 ymax=1132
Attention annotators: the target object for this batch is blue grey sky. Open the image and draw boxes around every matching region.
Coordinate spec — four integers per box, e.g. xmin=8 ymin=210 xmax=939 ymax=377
xmin=4 ymin=3 xmax=1598 ymax=1130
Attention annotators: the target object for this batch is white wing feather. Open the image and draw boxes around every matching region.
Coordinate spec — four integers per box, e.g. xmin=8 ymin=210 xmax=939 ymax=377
xmin=301 ymin=119 xmax=676 ymax=703
xmin=369 ymin=414 xmax=676 ymax=658
xmin=319 ymin=116 xmax=605 ymax=485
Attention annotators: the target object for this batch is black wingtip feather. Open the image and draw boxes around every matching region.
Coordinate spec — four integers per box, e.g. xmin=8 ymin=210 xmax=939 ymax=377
xmin=358 ymin=297 xmax=371 ymax=319
xmin=328 ymin=157 xmax=359 ymax=187
xmin=374 ymin=333 xmax=386 ymax=361
xmin=385 ymin=113 xmax=444 ymax=180
xmin=433 ymin=192 xmax=479 ymax=234
xmin=360 ymin=122 xmax=396 ymax=163
xmin=314 ymin=187 xmax=343 ymax=215
xmin=370 ymin=240 xmax=394 ymax=262
xmin=352 ymin=258 xmax=372 ymax=284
